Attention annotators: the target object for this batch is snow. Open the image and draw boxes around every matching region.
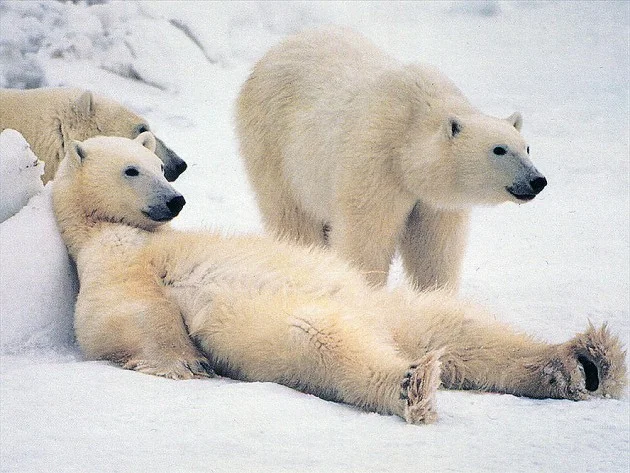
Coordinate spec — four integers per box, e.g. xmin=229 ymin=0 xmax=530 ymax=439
xmin=0 ymin=1 xmax=628 ymax=472
xmin=0 ymin=184 xmax=77 ymax=355
xmin=0 ymin=129 xmax=44 ymax=222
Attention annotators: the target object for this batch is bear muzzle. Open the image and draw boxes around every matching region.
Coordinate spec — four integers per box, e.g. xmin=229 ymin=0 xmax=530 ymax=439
xmin=155 ymin=137 xmax=187 ymax=182
xmin=144 ymin=194 xmax=186 ymax=222
xmin=166 ymin=195 xmax=186 ymax=216
xmin=506 ymin=173 xmax=547 ymax=202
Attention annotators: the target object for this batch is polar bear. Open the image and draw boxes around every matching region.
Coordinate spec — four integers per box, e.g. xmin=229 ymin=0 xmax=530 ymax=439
xmin=52 ymin=134 xmax=625 ymax=424
xmin=0 ymin=87 xmax=186 ymax=183
xmin=236 ymin=27 xmax=547 ymax=289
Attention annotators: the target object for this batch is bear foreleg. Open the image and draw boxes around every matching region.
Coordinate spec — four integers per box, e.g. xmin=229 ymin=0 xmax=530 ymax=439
xmin=399 ymin=201 xmax=469 ymax=291
xmin=75 ymin=268 xmax=214 ymax=380
xmin=330 ymin=194 xmax=414 ymax=287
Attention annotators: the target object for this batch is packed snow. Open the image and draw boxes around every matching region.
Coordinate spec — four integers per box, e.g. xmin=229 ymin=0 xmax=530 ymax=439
xmin=1 ymin=1 xmax=628 ymax=472
xmin=0 ymin=129 xmax=44 ymax=222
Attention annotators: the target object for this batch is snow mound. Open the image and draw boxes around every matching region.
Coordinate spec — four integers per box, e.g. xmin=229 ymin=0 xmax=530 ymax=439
xmin=0 ymin=129 xmax=45 ymax=222
xmin=0 ymin=184 xmax=78 ymax=355
xmin=0 ymin=0 xmax=325 ymax=93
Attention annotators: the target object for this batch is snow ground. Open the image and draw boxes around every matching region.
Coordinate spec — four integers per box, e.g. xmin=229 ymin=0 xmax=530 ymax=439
xmin=0 ymin=1 xmax=628 ymax=472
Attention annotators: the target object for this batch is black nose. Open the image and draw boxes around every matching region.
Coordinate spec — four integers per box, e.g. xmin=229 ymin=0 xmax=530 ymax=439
xmin=530 ymin=176 xmax=547 ymax=194
xmin=164 ymin=160 xmax=187 ymax=182
xmin=176 ymin=160 xmax=187 ymax=174
xmin=166 ymin=195 xmax=186 ymax=217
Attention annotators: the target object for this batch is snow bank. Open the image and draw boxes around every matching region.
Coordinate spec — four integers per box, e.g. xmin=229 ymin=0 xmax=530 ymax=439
xmin=0 ymin=0 xmax=325 ymax=92
xmin=0 ymin=128 xmax=75 ymax=355
xmin=0 ymin=129 xmax=44 ymax=222
xmin=0 ymin=183 xmax=78 ymax=355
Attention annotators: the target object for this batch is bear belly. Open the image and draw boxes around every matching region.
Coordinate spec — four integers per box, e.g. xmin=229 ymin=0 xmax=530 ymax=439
xmin=281 ymin=142 xmax=337 ymax=222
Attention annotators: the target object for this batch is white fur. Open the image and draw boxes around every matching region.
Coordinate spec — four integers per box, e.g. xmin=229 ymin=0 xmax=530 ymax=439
xmin=0 ymin=87 xmax=186 ymax=183
xmin=51 ymin=135 xmax=625 ymax=425
xmin=236 ymin=27 xmax=547 ymax=289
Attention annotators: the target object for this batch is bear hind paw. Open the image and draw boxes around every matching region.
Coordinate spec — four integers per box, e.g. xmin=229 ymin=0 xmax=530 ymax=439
xmin=566 ymin=323 xmax=628 ymax=399
xmin=400 ymin=349 xmax=443 ymax=425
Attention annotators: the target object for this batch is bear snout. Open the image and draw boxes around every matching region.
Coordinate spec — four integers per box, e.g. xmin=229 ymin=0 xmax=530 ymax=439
xmin=155 ymin=137 xmax=187 ymax=182
xmin=144 ymin=194 xmax=186 ymax=222
xmin=166 ymin=195 xmax=186 ymax=217
xmin=506 ymin=173 xmax=547 ymax=202
xmin=529 ymin=176 xmax=547 ymax=194
xmin=163 ymin=158 xmax=187 ymax=182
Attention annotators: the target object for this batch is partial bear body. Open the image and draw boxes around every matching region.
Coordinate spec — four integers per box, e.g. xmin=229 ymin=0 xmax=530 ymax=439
xmin=52 ymin=135 xmax=625 ymax=425
xmin=0 ymin=87 xmax=187 ymax=183
xmin=236 ymin=27 xmax=547 ymax=289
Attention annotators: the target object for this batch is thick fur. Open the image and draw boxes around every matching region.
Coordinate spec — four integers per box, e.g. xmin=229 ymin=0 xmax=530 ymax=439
xmin=0 ymin=87 xmax=186 ymax=183
xmin=236 ymin=27 xmax=547 ymax=289
xmin=53 ymin=136 xmax=625 ymax=424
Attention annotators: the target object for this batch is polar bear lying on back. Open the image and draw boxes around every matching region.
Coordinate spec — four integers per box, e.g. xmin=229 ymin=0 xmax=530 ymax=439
xmin=52 ymin=134 xmax=625 ymax=424
xmin=236 ymin=27 xmax=547 ymax=290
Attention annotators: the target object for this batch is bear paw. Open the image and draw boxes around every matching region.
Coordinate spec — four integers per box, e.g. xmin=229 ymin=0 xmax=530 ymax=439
xmin=537 ymin=323 xmax=627 ymax=400
xmin=561 ymin=323 xmax=627 ymax=399
xmin=539 ymin=356 xmax=589 ymax=401
xmin=123 ymin=356 xmax=216 ymax=380
xmin=400 ymin=349 xmax=443 ymax=424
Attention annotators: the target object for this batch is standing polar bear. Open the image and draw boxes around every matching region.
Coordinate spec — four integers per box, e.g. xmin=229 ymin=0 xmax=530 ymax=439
xmin=0 ymin=87 xmax=187 ymax=183
xmin=52 ymin=134 xmax=625 ymax=424
xmin=236 ymin=27 xmax=547 ymax=289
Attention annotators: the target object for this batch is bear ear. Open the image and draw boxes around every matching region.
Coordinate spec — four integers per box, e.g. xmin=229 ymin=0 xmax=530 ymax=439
xmin=506 ymin=112 xmax=523 ymax=131
xmin=73 ymin=90 xmax=94 ymax=118
xmin=446 ymin=116 xmax=463 ymax=139
xmin=68 ymin=140 xmax=87 ymax=166
xmin=134 ymin=131 xmax=156 ymax=153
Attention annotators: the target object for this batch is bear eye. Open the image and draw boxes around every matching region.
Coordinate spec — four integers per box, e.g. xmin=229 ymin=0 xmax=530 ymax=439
xmin=527 ymin=146 xmax=530 ymax=154
xmin=124 ymin=167 xmax=140 ymax=177
xmin=493 ymin=146 xmax=507 ymax=156
xmin=136 ymin=124 xmax=149 ymax=135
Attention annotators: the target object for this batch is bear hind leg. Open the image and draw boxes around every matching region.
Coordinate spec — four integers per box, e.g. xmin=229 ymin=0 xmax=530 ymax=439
xmin=286 ymin=309 xmax=442 ymax=423
xmin=388 ymin=293 xmax=627 ymax=399
xmin=246 ymin=153 xmax=326 ymax=246
xmin=530 ymin=323 xmax=627 ymax=400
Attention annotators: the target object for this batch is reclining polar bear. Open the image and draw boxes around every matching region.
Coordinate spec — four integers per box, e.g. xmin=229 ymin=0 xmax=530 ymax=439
xmin=52 ymin=134 xmax=626 ymax=424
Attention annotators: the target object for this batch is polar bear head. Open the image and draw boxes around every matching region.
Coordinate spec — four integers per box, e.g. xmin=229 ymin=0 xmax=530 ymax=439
xmin=56 ymin=132 xmax=185 ymax=231
xmin=401 ymin=109 xmax=547 ymax=209
xmin=68 ymin=90 xmax=187 ymax=182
